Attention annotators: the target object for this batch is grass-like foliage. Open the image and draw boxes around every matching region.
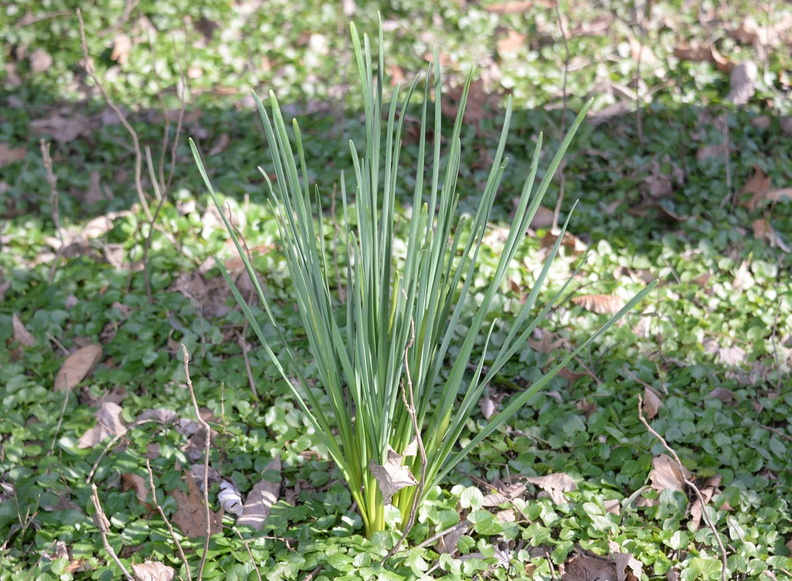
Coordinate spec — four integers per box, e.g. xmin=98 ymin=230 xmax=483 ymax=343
xmin=191 ymin=24 xmax=655 ymax=538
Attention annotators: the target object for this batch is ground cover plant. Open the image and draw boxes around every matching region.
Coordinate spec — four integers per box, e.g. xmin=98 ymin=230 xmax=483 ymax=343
xmin=1 ymin=1 xmax=792 ymax=580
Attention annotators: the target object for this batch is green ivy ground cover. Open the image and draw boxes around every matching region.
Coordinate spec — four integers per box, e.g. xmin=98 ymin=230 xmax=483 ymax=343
xmin=1 ymin=1 xmax=791 ymax=579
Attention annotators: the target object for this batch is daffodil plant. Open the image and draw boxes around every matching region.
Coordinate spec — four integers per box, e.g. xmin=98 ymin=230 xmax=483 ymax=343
xmin=191 ymin=24 xmax=655 ymax=538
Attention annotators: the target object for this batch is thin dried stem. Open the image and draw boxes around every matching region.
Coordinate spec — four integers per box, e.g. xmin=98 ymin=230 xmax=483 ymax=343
xmin=77 ymin=9 xmax=151 ymax=222
xmin=146 ymin=459 xmax=192 ymax=580
xmin=181 ymin=344 xmax=212 ymax=581
xmin=39 ymin=140 xmax=62 ymax=284
xmin=384 ymin=317 xmax=426 ymax=560
xmin=638 ymin=395 xmax=728 ymax=581
xmin=90 ymin=484 xmax=135 ymax=581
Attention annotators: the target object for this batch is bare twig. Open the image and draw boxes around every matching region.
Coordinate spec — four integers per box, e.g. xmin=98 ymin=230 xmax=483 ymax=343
xmin=49 ymin=389 xmax=70 ymax=454
xmin=633 ymin=0 xmax=648 ymax=145
xmin=552 ymin=0 xmax=570 ymax=233
xmin=90 ymin=484 xmax=135 ymax=581
xmin=77 ymin=9 xmax=151 ymax=222
xmin=638 ymin=395 xmax=728 ymax=581
xmin=39 ymin=140 xmax=63 ymax=284
xmin=383 ymin=317 xmax=426 ymax=561
xmin=302 ymin=566 xmax=324 ymax=581
xmin=166 ymin=35 xmax=188 ymax=191
xmin=234 ymin=531 xmax=263 ymax=581
xmin=239 ymin=326 xmax=260 ymax=401
xmin=145 ymin=460 xmax=192 ymax=580
xmin=181 ymin=344 xmax=212 ymax=581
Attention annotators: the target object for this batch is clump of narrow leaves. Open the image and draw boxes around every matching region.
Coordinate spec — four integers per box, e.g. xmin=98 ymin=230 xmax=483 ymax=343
xmin=191 ymin=23 xmax=654 ymax=538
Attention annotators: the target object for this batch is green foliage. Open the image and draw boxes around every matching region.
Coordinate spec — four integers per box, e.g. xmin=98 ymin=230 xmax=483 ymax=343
xmin=192 ymin=24 xmax=654 ymax=537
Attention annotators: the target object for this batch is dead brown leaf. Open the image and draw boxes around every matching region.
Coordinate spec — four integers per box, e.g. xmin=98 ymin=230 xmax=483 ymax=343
xmin=563 ymin=553 xmax=616 ymax=581
xmin=482 ymin=482 xmax=526 ymax=507
xmin=30 ymin=48 xmax=53 ymax=74
xmin=752 ymin=219 xmax=790 ymax=252
xmin=12 ymin=313 xmax=36 ymax=347
xmin=530 ymin=205 xmax=555 ymax=229
xmin=629 ymin=37 xmax=657 ymax=64
xmin=572 ymin=294 xmax=625 ymax=314
xmin=739 ymin=165 xmax=772 ymax=210
xmin=369 ymin=448 xmax=417 ymax=505
xmin=122 ymin=473 xmax=149 ymax=504
xmin=528 ymin=330 xmax=567 ymax=354
xmin=540 ymin=230 xmax=587 ymax=254
xmin=238 ymin=456 xmax=281 ymax=530
xmin=588 ymin=101 xmax=633 ymax=126
xmin=497 ymin=29 xmax=526 ymax=57
xmin=726 ymin=61 xmax=757 ymax=105
xmin=84 ymin=170 xmax=107 ymax=204
xmin=0 ymin=143 xmax=26 ymax=168
xmin=78 ymin=402 xmax=127 ymax=448
xmin=111 ymin=34 xmax=132 ymax=65
xmin=131 ymin=561 xmax=175 ymax=581
xmin=442 ymin=78 xmax=500 ymax=128
xmin=709 ymin=387 xmax=735 ymax=405
xmin=54 ymin=344 xmax=102 ymax=391
xmin=696 ymin=144 xmax=724 ymax=162
xmin=389 ymin=64 xmax=406 ymax=86
xmin=558 ymin=367 xmax=586 ymax=384
xmin=31 ymin=114 xmax=91 ymax=144
xmin=526 ymin=472 xmax=576 ymax=505
xmin=673 ymin=42 xmax=732 ymax=73
xmin=764 ymin=188 xmax=792 ymax=204
xmin=688 ymin=475 xmax=721 ymax=531
xmin=485 ymin=1 xmax=534 ymax=14
xmin=171 ymin=470 xmax=223 ymax=538
xmin=648 ymin=454 xmax=689 ymax=495
xmin=642 ymin=387 xmax=663 ymax=420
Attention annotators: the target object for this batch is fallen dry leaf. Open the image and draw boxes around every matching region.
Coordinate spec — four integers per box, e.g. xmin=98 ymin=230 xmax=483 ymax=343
xmin=29 ymin=48 xmax=53 ymax=74
xmin=442 ymin=77 xmax=500 ymax=128
xmin=122 ymin=473 xmax=149 ymax=504
xmin=84 ymin=170 xmax=106 ymax=204
xmin=237 ymin=456 xmax=281 ymax=529
xmin=588 ymin=101 xmax=633 ymax=126
xmin=739 ymin=165 xmax=772 ymax=210
xmin=497 ymin=29 xmax=526 ymax=57
xmin=540 ymin=230 xmax=587 ymax=254
xmin=688 ymin=474 xmax=721 ymax=531
xmin=673 ymin=42 xmax=732 ymax=73
xmin=526 ymin=472 xmax=576 ymax=505
xmin=629 ymin=36 xmax=657 ymax=64
xmin=131 ymin=561 xmax=175 ymax=581
xmin=608 ymin=541 xmax=644 ymax=581
xmin=648 ymin=454 xmax=689 ymax=495
xmin=528 ymin=330 xmax=568 ymax=354
xmin=485 ymin=1 xmax=534 ymax=14
xmin=709 ymin=387 xmax=735 ymax=405
xmin=642 ymin=386 xmax=663 ymax=420
xmin=31 ymin=114 xmax=91 ymax=144
xmin=171 ymin=470 xmax=223 ymax=538
xmin=696 ymin=144 xmax=724 ymax=162
xmin=0 ymin=143 xmax=26 ymax=168
xmin=482 ymin=482 xmax=526 ymax=507
xmin=572 ymin=294 xmax=625 ymax=314
xmin=54 ymin=344 xmax=102 ymax=391
xmin=12 ymin=313 xmax=36 ymax=347
xmin=530 ymin=205 xmax=555 ymax=229
xmin=563 ymin=553 xmax=616 ymax=581
xmin=752 ymin=219 xmax=790 ymax=252
xmin=78 ymin=402 xmax=127 ymax=448
xmin=369 ymin=447 xmax=417 ymax=505
xmin=726 ymin=61 xmax=757 ymax=105
xmin=110 ymin=34 xmax=132 ymax=64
